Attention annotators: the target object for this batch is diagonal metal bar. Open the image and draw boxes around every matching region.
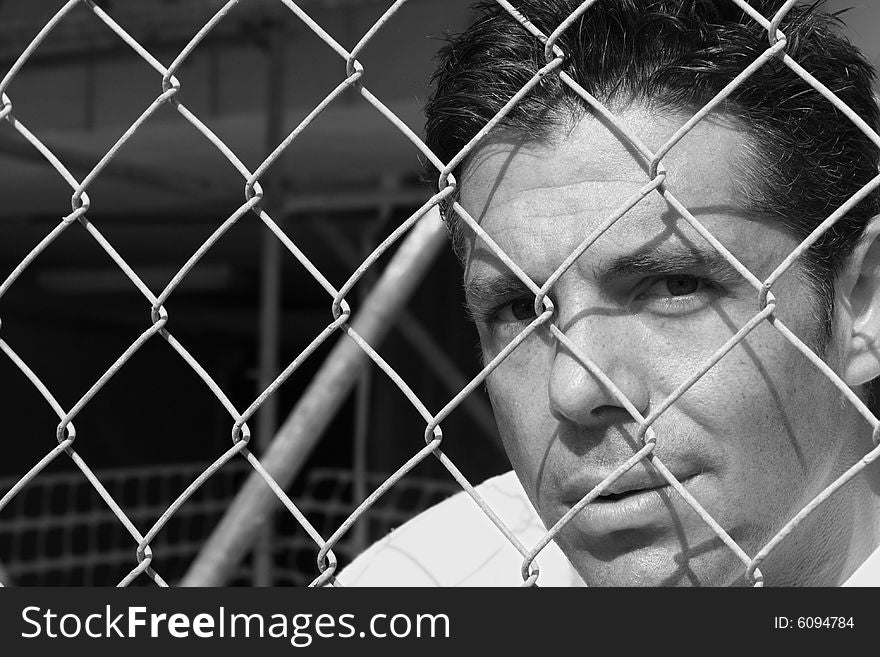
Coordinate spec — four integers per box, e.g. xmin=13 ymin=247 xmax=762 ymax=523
xmin=181 ymin=207 xmax=447 ymax=586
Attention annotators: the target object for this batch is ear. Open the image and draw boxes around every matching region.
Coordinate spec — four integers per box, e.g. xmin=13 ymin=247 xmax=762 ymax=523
xmin=836 ymin=216 xmax=880 ymax=386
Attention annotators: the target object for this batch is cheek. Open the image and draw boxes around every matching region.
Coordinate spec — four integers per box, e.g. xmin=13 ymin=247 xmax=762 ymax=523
xmin=673 ymin=321 xmax=843 ymax=479
xmin=654 ymin=273 xmax=829 ymax=435
xmin=652 ymin=323 xmax=850 ymax=544
xmin=483 ymin=338 xmax=555 ymax=472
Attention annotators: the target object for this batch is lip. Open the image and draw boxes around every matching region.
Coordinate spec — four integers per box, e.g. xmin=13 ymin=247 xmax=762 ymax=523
xmin=559 ymin=473 xmax=700 ymax=536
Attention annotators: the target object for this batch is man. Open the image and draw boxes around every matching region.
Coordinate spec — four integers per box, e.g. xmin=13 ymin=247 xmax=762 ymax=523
xmin=340 ymin=0 xmax=880 ymax=586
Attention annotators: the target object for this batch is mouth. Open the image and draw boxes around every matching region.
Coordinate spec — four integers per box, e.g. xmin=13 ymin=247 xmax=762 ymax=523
xmin=559 ymin=474 xmax=700 ymax=536
xmin=594 ymin=489 xmax=645 ymax=502
xmin=562 ymin=468 xmax=697 ymax=504
xmin=593 ymin=476 xmax=690 ymax=502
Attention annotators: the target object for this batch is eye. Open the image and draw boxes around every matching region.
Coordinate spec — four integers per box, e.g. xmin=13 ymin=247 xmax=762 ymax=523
xmin=644 ymin=275 xmax=704 ymax=298
xmin=495 ymin=298 xmax=538 ymax=323
xmin=635 ymin=274 xmax=723 ymax=315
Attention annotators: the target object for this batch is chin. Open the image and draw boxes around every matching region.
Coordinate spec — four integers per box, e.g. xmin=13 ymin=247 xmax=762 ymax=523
xmin=563 ymin=537 xmax=747 ymax=587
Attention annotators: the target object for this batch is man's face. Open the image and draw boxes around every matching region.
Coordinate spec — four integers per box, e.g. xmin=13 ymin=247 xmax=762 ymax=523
xmin=460 ymin=106 xmax=875 ymax=586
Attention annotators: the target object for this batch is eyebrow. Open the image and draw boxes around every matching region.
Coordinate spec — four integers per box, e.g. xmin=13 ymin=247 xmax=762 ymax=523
xmin=464 ymin=271 xmax=536 ymax=316
xmin=596 ymin=246 xmax=745 ymax=286
xmin=464 ymin=244 xmax=746 ymax=310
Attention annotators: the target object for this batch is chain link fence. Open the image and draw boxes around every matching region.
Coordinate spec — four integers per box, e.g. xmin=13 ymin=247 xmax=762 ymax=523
xmin=0 ymin=462 xmax=460 ymax=585
xmin=1 ymin=0 xmax=879 ymax=587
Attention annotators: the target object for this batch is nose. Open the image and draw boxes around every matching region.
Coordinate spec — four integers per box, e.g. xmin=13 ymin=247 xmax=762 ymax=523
xmin=548 ymin=321 xmax=649 ymax=428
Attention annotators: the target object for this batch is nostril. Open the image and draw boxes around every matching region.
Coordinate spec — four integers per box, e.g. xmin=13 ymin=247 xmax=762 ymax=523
xmin=591 ymin=405 xmax=634 ymax=421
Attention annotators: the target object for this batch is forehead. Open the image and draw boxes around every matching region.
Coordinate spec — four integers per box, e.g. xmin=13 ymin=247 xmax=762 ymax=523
xmin=458 ymin=106 xmax=762 ymax=270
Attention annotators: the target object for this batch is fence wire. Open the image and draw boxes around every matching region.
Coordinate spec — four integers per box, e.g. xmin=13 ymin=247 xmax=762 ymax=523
xmin=1 ymin=0 xmax=879 ymax=588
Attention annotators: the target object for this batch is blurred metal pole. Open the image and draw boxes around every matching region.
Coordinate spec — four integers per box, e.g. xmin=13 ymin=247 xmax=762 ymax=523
xmin=311 ymin=219 xmax=503 ymax=448
xmin=351 ymin=364 xmax=371 ymax=555
xmin=181 ymin=207 xmax=446 ymax=587
xmin=253 ymin=21 xmax=286 ymax=588
xmin=351 ymin=179 xmax=396 ymax=555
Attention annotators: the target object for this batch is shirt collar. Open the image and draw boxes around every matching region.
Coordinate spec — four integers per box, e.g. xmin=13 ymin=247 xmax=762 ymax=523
xmin=841 ymin=545 xmax=880 ymax=586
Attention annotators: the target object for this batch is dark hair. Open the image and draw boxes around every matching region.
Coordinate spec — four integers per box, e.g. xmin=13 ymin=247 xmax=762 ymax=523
xmin=425 ymin=0 xmax=880 ymax=343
